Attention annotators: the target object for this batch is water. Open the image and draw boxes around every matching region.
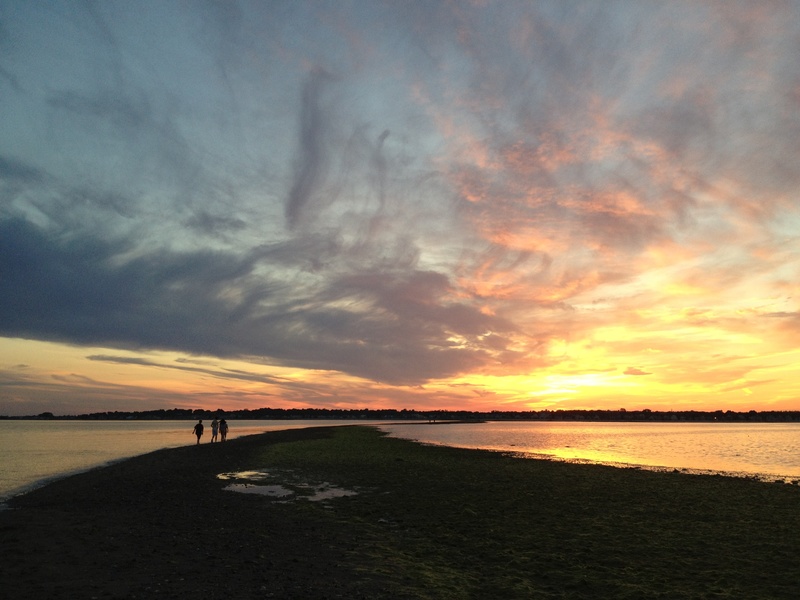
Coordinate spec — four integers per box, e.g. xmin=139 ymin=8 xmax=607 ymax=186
xmin=379 ymin=421 xmax=800 ymax=482
xmin=0 ymin=419 xmax=387 ymax=501
xmin=3 ymin=420 xmax=799 ymax=502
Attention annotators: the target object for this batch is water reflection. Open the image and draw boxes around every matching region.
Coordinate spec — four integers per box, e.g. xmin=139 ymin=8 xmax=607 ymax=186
xmin=380 ymin=421 xmax=800 ymax=482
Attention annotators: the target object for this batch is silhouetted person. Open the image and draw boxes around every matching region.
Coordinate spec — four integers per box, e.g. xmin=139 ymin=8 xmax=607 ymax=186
xmin=192 ymin=419 xmax=204 ymax=445
xmin=210 ymin=417 xmax=219 ymax=443
xmin=219 ymin=419 xmax=228 ymax=442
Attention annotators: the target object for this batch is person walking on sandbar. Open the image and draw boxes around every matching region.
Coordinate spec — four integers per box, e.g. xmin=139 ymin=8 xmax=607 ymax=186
xmin=192 ymin=419 xmax=204 ymax=445
xmin=210 ymin=417 xmax=219 ymax=443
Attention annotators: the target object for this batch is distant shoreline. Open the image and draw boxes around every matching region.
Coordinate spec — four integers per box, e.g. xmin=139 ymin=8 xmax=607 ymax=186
xmin=4 ymin=407 xmax=800 ymax=422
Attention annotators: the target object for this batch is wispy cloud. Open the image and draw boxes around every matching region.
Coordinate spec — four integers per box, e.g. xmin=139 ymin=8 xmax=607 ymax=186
xmin=2 ymin=1 xmax=800 ymax=415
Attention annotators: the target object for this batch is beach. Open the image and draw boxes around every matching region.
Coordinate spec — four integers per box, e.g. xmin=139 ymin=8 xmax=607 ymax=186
xmin=2 ymin=425 xmax=799 ymax=599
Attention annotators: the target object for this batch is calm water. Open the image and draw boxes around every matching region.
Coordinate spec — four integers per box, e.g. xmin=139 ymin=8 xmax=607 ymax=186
xmin=0 ymin=420 xmax=387 ymax=501
xmin=380 ymin=421 xmax=800 ymax=482
xmin=3 ymin=420 xmax=799 ymax=502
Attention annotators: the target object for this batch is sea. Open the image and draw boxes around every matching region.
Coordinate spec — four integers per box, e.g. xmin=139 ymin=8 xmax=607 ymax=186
xmin=2 ymin=419 xmax=799 ymax=502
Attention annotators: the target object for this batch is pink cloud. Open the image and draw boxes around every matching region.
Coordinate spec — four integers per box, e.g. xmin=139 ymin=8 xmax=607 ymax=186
xmin=624 ymin=367 xmax=652 ymax=376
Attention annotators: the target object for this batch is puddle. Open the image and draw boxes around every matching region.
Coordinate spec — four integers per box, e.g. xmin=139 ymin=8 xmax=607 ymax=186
xmin=217 ymin=470 xmax=270 ymax=481
xmin=217 ymin=469 xmax=358 ymax=503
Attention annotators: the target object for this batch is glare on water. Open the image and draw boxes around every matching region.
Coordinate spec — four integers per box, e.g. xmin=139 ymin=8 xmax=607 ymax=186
xmin=380 ymin=421 xmax=800 ymax=481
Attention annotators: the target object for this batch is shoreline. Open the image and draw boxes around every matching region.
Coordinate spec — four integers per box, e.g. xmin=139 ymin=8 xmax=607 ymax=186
xmin=4 ymin=419 xmax=798 ymax=506
xmin=0 ymin=419 xmax=410 ymax=502
xmin=5 ymin=449 xmax=793 ymax=511
xmin=505 ymin=450 xmax=800 ymax=485
xmin=3 ymin=425 xmax=800 ymax=598
xmin=4 ymin=420 xmax=799 ymax=503
xmin=4 ymin=445 xmax=793 ymax=512
xmin=0 ymin=455 xmax=134 ymax=508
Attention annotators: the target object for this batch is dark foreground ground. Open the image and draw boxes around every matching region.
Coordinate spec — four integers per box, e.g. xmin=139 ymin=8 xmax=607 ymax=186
xmin=1 ymin=425 xmax=799 ymax=599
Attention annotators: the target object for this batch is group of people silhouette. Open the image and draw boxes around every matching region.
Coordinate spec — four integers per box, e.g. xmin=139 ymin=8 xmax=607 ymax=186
xmin=192 ymin=417 xmax=228 ymax=444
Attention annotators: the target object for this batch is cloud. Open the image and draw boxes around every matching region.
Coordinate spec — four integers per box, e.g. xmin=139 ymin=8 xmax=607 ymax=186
xmin=3 ymin=2 xmax=800 ymax=413
xmin=624 ymin=367 xmax=652 ymax=376
xmin=0 ymin=154 xmax=45 ymax=184
xmin=47 ymin=89 xmax=148 ymax=130
xmin=86 ymin=354 xmax=289 ymax=386
xmin=285 ymin=69 xmax=334 ymax=229
xmin=0 ymin=216 xmax=528 ymax=384
xmin=184 ymin=211 xmax=247 ymax=236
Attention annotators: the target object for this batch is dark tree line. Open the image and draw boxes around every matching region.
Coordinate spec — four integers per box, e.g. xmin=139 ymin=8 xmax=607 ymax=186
xmin=5 ymin=407 xmax=800 ymax=422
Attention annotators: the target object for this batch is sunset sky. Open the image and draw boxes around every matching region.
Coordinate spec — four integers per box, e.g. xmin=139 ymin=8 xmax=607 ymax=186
xmin=2 ymin=1 xmax=800 ymax=416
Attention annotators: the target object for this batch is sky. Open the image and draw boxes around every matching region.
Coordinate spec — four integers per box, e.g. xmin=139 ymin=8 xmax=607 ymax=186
xmin=2 ymin=1 xmax=800 ymax=416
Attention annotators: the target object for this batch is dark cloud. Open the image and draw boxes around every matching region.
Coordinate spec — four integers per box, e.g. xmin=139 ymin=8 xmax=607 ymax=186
xmin=0 ymin=155 xmax=45 ymax=184
xmin=0 ymin=216 xmax=265 ymax=351
xmin=0 ymin=216 xmax=521 ymax=384
xmin=86 ymin=355 xmax=162 ymax=367
xmin=285 ymin=69 xmax=334 ymax=229
xmin=86 ymin=354 xmax=289 ymax=386
xmin=185 ymin=211 xmax=247 ymax=236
